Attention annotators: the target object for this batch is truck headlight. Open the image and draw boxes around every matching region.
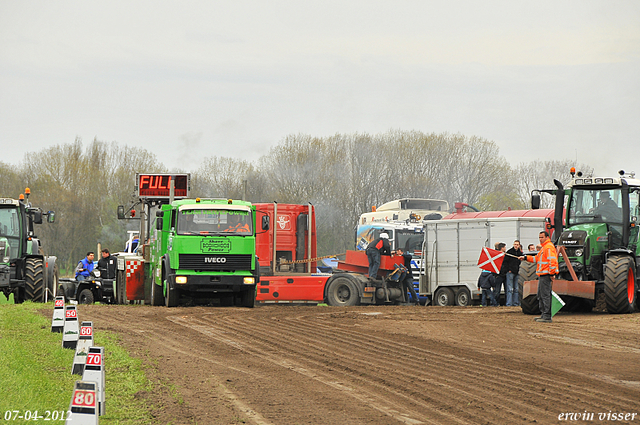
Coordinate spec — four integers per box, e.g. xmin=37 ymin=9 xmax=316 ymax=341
xmin=574 ymin=249 xmax=583 ymax=257
xmin=2 ymin=257 xmax=8 ymax=263
xmin=243 ymin=277 xmax=255 ymax=285
xmin=175 ymin=276 xmax=188 ymax=284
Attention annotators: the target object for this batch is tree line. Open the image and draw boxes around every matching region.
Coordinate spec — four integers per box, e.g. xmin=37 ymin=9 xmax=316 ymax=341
xmin=0 ymin=132 xmax=592 ymax=273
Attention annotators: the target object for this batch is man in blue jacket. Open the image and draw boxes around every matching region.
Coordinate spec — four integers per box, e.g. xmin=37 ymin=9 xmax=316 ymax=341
xmin=75 ymin=252 xmax=95 ymax=281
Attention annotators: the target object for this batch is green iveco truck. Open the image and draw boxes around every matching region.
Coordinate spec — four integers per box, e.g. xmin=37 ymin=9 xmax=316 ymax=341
xmin=148 ymin=198 xmax=268 ymax=307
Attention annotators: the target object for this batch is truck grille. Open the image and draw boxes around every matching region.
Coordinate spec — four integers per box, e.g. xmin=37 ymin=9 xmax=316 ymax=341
xmin=178 ymin=254 xmax=252 ymax=271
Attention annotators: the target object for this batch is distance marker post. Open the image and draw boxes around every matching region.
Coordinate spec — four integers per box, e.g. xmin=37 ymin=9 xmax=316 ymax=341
xmin=65 ymin=381 xmax=98 ymax=425
xmin=72 ymin=321 xmax=94 ymax=375
xmin=62 ymin=305 xmax=79 ymax=349
xmin=82 ymin=346 xmax=105 ymax=416
xmin=51 ymin=296 xmax=65 ymax=333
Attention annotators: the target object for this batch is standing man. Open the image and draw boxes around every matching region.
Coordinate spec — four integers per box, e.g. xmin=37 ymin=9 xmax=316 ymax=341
xmin=395 ymin=248 xmax=420 ymax=304
xmin=75 ymin=252 xmax=95 ymax=281
xmin=502 ymin=240 xmax=523 ymax=307
xmin=520 ymin=231 xmax=558 ymax=323
xmin=366 ymin=233 xmax=391 ymax=280
xmin=492 ymin=242 xmax=507 ymax=305
xmin=97 ymin=248 xmax=117 ymax=279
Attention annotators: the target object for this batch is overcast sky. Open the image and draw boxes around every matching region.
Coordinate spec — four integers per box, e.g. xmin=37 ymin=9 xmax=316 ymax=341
xmin=1 ymin=1 xmax=639 ymax=176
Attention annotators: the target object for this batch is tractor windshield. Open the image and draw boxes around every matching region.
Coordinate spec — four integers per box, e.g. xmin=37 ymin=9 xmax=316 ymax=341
xmin=177 ymin=208 xmax=253 ymax=235
xmin=0 ymin=206 xmax=22 ymax=258
xmin=568 ymin=187 xmax=624 ymax=226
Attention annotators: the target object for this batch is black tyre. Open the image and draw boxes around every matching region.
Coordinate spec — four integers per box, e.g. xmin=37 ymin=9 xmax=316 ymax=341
xmin=46 ymin=257 xmax=59 ymax=299
xmin=13 ymin=287 xmax=25 ymax=304
xmin=116 ymin=270 xmax=127 ymax=304
xmin=150 ymin=273 xmax=164 ymax=306
xmin=518 ymin=261 xmax=540 ymax=315
xmin=78 ymin=288 xmax=95 ymax=304
xmin=240 ymin=287 xmax=256 ymax=308
xmin=326 ymin=275 xmax=360 ymax=306
xmin=25 ymin=258 xmax=45 ymax=302
xmin=604 ymin=256 xmax=636 ymax=314
xmin=455 ymin=287 xmax=471 ymax=307
xmin=165 ymin=275 xmax=179 ymax=307
xmin=434 ymin=287 xmax=454 ymax=306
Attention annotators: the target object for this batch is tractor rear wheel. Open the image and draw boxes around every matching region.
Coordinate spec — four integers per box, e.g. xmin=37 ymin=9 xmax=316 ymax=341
xmin=518 ymin=261 xmax=540 ymax=315
xmin=326 ymin=275 xmax=360 ymax=306
xmin=25 ymin=258 xmax=45 ymax=302
xmin=604 ymin=256 xmax=636 ymax=314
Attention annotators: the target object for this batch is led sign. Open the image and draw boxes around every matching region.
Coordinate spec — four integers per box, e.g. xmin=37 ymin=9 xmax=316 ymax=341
xmin=137 ymin=174 xmax=190 ymax=199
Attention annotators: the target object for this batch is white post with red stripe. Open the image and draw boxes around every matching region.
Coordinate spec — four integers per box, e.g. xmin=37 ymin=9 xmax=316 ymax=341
xmin=51 ymin=296 xmax=65 ymax=333
xmin=65 ymin=381 xmax=98 ymax=425
xmin=72 ymin=321 xmax=94 ymax=375
xmin=62 ymin=305 xmax=79 ymax=349
xmin=82 ymin=346 xmax=105 ymax=416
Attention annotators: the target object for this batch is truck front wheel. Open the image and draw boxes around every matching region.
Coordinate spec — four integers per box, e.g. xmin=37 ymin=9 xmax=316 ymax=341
xmin=240 ymin=287 xmax=256 ymax=308
xmin=326 ymin=276 xmax=360 ymax=307
xmin=165 ymin=276 xmax=179 ymax=307
xmin=604 ymin=256 xmax=636 ymax=314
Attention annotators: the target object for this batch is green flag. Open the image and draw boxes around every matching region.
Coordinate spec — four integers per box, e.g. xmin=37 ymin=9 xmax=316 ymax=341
xmin=551 ymin=291 xmax=565 ymax=317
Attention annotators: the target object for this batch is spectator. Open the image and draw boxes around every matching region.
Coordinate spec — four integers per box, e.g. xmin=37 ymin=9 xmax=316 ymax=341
xmin=477 ymin=270 xmax=498 ymax=307
xmin=492 ymin=242 xmax=507 ymax=305
xmin=75 ymin=252 xmax=95 ymax=281
xmin=503 ymin=240 xmax=523 ymax=307
xmin=97 ymin=248 xmax=117 ymax=279
xmin=527 ymin=244 xmax=536 ymax=252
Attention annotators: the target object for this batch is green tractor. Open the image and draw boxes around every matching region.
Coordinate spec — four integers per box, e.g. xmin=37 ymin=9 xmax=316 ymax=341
xmin=0 ymin=189 xmax=57 ymax=303
xmin=521 ymin=169 xmax=640 ymax=314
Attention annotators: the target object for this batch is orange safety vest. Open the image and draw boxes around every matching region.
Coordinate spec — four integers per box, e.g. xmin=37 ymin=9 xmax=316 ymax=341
xmin=526 ymin=239 xmax=558 ymax=276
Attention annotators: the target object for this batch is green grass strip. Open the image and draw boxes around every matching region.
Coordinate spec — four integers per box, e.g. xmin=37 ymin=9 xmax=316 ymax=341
xmin=0 ymin=302 xmax=154 ymax=424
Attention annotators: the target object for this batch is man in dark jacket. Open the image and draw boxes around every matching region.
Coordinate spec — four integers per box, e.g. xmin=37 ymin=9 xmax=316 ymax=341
xmin=366 ymin=233 xmax=391 ymax=279
xmin=97 ymin=248 xmax=117 ymax=279
xmin=396 ymin=248 xmax=420 ymax=304
xmin=502 ymin=240 xmax=523 ymax=306
xmin=477 ymin=270 xmax=497 ymax=307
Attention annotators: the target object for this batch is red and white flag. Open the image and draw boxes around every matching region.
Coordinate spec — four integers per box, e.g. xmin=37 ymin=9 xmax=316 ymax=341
xmin=477 ymin=247 xmax=505 ymax=273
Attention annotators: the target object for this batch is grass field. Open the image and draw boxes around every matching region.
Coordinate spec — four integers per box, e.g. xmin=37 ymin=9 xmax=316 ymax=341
xmin=0 ymin=302 xmax=155 ymax=424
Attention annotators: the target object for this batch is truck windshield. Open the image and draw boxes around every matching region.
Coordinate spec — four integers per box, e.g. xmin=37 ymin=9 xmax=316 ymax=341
xmin=396 ymin=230 xmax=424 ymax=254
xmin=177 ymin=209 xmax=252 ymax=235
xmin=0 ymin=207 xmax=21 ymax=257
xmin=568 ymin=187 xmax=624 ymax=225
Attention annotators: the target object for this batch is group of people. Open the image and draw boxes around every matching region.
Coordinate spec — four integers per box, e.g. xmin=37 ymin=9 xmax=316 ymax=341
xmin=74 ymin=249 xmax=117 ymax=281
xmin=477 ymin=231 xmax=559 ymax=323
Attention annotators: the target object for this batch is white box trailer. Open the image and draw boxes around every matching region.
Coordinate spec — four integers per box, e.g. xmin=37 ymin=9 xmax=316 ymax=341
xmin=419 ymin=216 xmax=549 ymax=306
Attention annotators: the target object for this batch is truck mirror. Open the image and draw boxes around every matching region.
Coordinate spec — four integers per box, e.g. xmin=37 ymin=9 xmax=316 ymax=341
xmin=47 ymin=211 xmax=55 ymax=223
xmin=156 ymin=210 xmax=164 ymax=218
xmin=156 ymin=218 xmax=163 ymax=230
xmin=531 ymin=194 xmax=541 ymax=210
xmin=32 ymin=210 xmax=43 ymax=224
xmin=117 ymin=205 xmax=125 ymax=220
xmin=262 ymin=215 xmax=270 ymax=231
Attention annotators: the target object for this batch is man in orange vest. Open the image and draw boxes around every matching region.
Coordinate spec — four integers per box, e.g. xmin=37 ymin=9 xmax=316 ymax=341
xmin=520 ymin=231 xmax=558 ymax=323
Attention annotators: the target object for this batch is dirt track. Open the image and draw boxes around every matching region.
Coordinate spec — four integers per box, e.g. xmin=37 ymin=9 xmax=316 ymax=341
xmin=68 ymin=304 xmax=640 ymax=424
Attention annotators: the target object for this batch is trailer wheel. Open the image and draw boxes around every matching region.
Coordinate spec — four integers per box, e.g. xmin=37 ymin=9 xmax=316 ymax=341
xmin=165 ymin=276 xmax=179 ymax=307
xmin=518 ymin=261 xmax=540 ymax=315
xmin=604 ymin=256 xmax=636 ymax=314
xmin=326 ymin=276 xmax=360 ymax=307
xmin=455 ymin=287 xmax=471 ymax=307
xmin=434 ymin=287 xmax=454 ymax=306
xmin=78 ymin=289 xmax=95 ymax=305
xmin=25 ymin=258 xmax=45 ymax=302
